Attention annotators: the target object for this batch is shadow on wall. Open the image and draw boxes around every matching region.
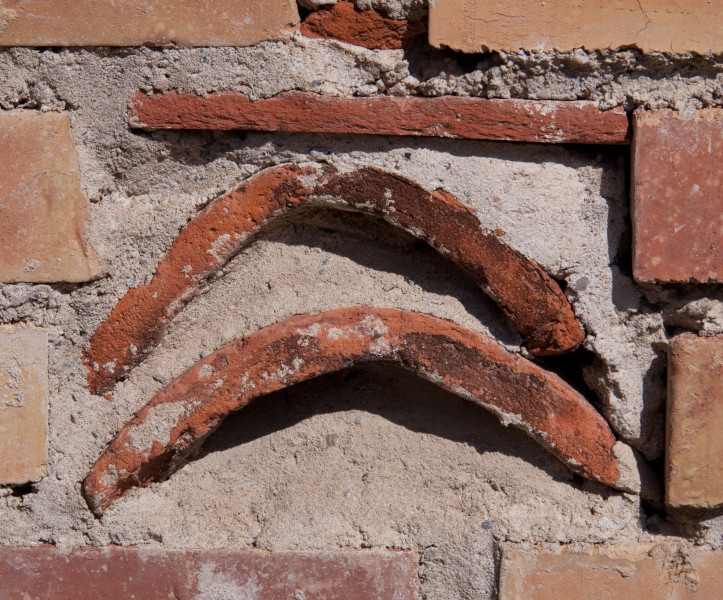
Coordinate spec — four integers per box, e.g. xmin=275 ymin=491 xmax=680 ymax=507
xmin=193 ymin=363 xmax=614 ymax=500
xmin=147 ymin=128 xmax=624 ymax=170
xmin=251 ymin=205 xmax=521 ymax=343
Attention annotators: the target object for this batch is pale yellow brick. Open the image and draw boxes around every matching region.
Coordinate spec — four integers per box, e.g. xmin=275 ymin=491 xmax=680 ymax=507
xmin=0 ymin=326 xmax=48 ymax=485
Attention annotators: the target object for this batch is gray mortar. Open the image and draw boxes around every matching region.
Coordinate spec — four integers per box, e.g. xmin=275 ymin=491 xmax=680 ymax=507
xmin=1 ymin=22 xmax=722 ymax=600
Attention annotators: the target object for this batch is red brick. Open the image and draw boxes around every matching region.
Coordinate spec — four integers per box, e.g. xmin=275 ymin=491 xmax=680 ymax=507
xmin=499 ymin=544 xmax=723 ymax=600
xmin=84 ymin=307 xmax=617 ymax=516
xmin=0 ymin=326 xmax=48 ymax=485
xmin=0 ymin=1 xmax=299 ymax=47
xmin=0 ymin=546 xmax=420 ymax=600
xmin=632 ymin=109 xmax=723 ymax=283
xmin=0 ymin=111 xmax=101 ymax=283
xmin=429 ymin=0 xmax=723 ymax=54
xmin=84 ymin=164 xmax=584 ymax=394
xmin=301 ymin=2 xmax=426 ymax=49
xmin=666 ymin=333 xmax=723 ymax=508
xmin=129 ymin=91 xmax=631 ymax=145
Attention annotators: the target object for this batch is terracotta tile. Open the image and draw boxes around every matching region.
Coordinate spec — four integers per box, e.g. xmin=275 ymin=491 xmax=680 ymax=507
xmin=129 ymin=91 xmax=631 ymax=144
xmin=301 ymin=2 xmax=426 ymax=49
xmin=84 ymin=307 xmax=615 ymax=516
xmin=83 ymin=164 xmax=585 ymax=395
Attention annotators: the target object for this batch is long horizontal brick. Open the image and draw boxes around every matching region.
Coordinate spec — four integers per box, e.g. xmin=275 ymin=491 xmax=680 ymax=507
xmin=129 ymin=91 xmax=631 ymax=144
xmin=429 ymin=0 xmax=723 ymax=54
xmin=0 ymin=326 xmax=48 ymax=485
xmin=499 ymin=544 xmax=723 ymax=600
xmin=0 ymin=111 xmax=100 ymax=283
xmin=84 ymin=164 xmax=584 ymax=394
xmin=666 ymin=334 xmax=723 ymax=508
xmin=84 ymin=307 xmax=618 ymax=515
xmin=0 ymin=0 xmax=299 ymax=47
xmin=632 ymin=109 xmax=722 ymax=283
xmin=301 ymin=2 xmax=426 ymax=49
xmin=0 ymin=546 xmax=420 ymax=600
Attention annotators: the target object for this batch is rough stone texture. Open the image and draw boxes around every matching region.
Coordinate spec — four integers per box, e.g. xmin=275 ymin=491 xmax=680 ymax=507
xmin=0 ymin=546 xmax=420 ymax=599
xmin=301 ymin=2 xmax=426 ymax=50
xmin=84 ymin=163 xmax=583 ymax=395
xmin=499 ymin=544 xmax=723 ymax=599
xmin=0 ymin=0 xmax=299 ymax=47
xmin=429 ymin=0 xmax=723 ymax=54
xmin=2 ymin=40 xmax=718 ymax=599
xmin=666 ymin=333 xmax=723 ymax=508
xmin=632 ymin=109 xmax=722 ymax=283
xmin=84 ymin=307 xmax=620 ymax=515
xmin=130 ymin=91 xmax=631 ymax=144
xmin=0 ymin=325 xmax=47 ymax=485
xmin=0 ymin=111 xmax=101 ymax=283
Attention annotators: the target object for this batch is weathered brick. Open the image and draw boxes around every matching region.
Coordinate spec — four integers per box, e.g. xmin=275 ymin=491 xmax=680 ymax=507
xmin=0 ymin=326 xmax=48 ymax=485
xmin=129 ymin=91 xmax=631 ymax=144
xmin=301 ymin=2 xmax=426 ymax=49
xmin=632 ymin=109 xmax=722 ymax=283
xmin=0 ymin=1 xmax=299 ymax=47
xmin=429 ymin=0 xmax=723 ymax=54
xmin=666 ymin=333 xmax=723 ymax=508
xmin=0 ymin=111 xmax=100 ymax=283
xmin=0 ymin=546 xmax=420 ymax=600
xmin=84 ymin=163 xmax=584 ymax=395
xmin=499 ymin=544 xmax=723 ymax=600
xmin=84 ymin=307 xmax=618 ymax=516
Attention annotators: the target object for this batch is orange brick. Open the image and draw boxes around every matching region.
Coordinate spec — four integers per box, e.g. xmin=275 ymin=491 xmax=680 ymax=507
xmin=666 ymin=334 xmax=723 ymax=508
xmin=632 ymin=109 xmax=722 ymax=283
xmin=0 ymin=111 xmax=101 ymax=283
xmin=0 ymin=326 xmax=48 ymax=485
xmin=0 ymin=1 xmax=299 ymax=47
xmin=499 ymin=544 xmax=723 ymax=600
xmin=0 ymin=547 xmax=420 ymax=600
xmin=429 ymin=1 xmax=723 ymax=54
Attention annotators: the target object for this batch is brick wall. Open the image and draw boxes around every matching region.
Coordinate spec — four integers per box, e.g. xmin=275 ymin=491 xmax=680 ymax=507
xmin=1 ymin=1 xmax=721 ymax=598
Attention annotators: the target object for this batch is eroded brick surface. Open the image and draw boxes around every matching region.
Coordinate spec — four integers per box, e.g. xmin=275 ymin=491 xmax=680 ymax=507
xmin=499 ymin=544 xmax=723 ymax=600
xmin=632 ymin=109 xmax=722 ymax=283
xmin=0 ymin=326 xmax=48 ymax=485
xmin=0 ymin=0 xmax=299 ymax=46
xmin=300 ymin=2 xmax=426 ymax=49
xmin=0 ymin=546 xmax=420 ymax=600
xmin=429 ymin=0 xmax=723 ymax=54
xmin=84 ymin=307 xmax=617 ymax=516
xmin=0 ymin=111 xmax=100 ymax=283
xmin=84 ymin=163 xmax=584 ymax=395
xmin=129 ymin=91 xmax=631 ymax=144
xmin=666 ymin=334 xmax=723 ymax=508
